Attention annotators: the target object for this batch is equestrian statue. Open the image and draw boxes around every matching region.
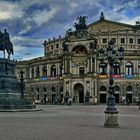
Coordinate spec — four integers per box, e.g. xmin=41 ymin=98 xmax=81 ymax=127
xmin=0 ymin=29 xmax=14 ymax=59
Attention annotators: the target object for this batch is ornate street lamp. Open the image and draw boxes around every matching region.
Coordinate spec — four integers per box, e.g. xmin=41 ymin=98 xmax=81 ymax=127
xmin=98 ymin=39 xmax=124 ymax=127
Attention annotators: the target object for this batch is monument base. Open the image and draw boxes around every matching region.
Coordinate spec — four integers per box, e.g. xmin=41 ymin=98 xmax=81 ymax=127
xmin=104 ymin=111 xmax=119 ymax=128
xmin=0 ymin=58 xmax=36 ymax=111
xmin=0 ymin=93 xmax=35 ymax=110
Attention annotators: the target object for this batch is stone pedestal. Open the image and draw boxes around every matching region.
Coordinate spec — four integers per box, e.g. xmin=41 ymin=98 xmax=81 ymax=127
xmin=104 ymin=111 xmax=119 ymax=128
xmin=104 ymin=95 xmax=119 ymax=128
xmin=0 ymin=58 xmax=35 ymax=110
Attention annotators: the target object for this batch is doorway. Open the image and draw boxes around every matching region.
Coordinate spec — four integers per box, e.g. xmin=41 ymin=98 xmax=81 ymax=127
xmin=73 ymin=83 xmax=84 ymax=103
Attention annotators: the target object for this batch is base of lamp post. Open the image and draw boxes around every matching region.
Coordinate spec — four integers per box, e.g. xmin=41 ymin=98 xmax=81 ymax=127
xmin=104 ymin=95 xmax=119 ymax=128
xmin=104 ymin=110 xmax=119 ymax=128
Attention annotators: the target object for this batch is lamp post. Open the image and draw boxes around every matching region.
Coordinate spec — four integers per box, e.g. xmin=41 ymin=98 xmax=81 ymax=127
xmin=98 ymin=39 xmax=124 ymax=127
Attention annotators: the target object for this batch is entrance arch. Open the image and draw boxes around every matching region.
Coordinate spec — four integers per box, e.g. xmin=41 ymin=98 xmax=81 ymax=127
xmin=73 ymin=83 xmax=84 ymax=103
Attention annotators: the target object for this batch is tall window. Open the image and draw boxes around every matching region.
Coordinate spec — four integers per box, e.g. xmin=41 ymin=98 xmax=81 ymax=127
xmin=31 ymin=68 xmax=34 ymax=78
xmin=137 ymin=39 xmax=140 ymax=44
xmin=36 ymin=67 xmax=40 ymax=78
xmin=126 ymin=62 xmax=133 ymax=75
xmin=129 ymin=38 xmax=133 ymax=44
xmin=60 ymin=64 xmax=63 ymax=76
xmin=113 ymin=63 xmax=120 ymax=75
xmin=99 ymin=62 xmax=107 ymax=74
xmin=42 ymin=66 xmax=47 ymax=77
xmin=51 ymin=65 xmax=56 ymax=77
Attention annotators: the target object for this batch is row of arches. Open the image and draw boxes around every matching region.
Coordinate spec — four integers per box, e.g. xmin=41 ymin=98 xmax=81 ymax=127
xmin=99 ymin=62 xmax=140 ymax=76
xmin=99 ymin=85 xmax=134 ymax=103
xmin=31 ymin=64 xmax=63 ymax=78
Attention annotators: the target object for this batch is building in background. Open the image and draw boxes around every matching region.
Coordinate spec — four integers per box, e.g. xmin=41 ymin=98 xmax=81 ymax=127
xmin=16 ymin=12 xmax=140 ymax=104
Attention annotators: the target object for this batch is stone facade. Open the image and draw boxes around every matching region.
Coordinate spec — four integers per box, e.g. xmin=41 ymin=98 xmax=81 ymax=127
xmin=16 ymin=12 xmax=140 ymax=104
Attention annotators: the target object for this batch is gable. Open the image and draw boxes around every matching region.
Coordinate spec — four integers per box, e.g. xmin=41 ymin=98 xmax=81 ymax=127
xmin=88 ymin=20 xmax=134 ymax=32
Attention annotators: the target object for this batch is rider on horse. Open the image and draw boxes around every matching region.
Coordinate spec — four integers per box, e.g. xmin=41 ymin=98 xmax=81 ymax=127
xmin=0 ymin=29 xmax=13 ymax=59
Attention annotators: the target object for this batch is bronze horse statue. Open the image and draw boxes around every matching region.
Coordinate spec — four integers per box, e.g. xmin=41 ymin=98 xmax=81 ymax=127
xmin=0 ymin=29 xmax=13 ymax=59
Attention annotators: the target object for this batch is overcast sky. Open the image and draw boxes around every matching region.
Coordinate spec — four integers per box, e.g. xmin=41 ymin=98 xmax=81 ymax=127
xmin=0 ymin=0 xmax=140 ymax=60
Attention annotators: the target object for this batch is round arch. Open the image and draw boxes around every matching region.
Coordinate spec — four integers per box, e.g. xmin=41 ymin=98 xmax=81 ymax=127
xmin=73 ymin=83 xmax=84 ymax=103
xmin=99 ymin=86 xmax=107 ymax=103
xmin=72 ymin=45 xmax=87 ymax=54
xmin=126 ymin=85 xmax=133 ymax=103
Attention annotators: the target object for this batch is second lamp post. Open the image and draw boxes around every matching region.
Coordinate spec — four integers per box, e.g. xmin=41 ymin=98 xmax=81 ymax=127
xmin=98 ymin=39 xmax=124 ymax=127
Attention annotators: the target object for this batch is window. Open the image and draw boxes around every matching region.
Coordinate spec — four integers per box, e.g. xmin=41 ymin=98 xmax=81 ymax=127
xmin=111 ymin=38 xmax=116 ymax=43
xmin=99 ymin=62 xmax=107 ymax=74
xmin=72 ymin=45 xmax=87 ymax=54
xmin=43 ymin=87 xmax=47 ymax=92
xmin=42 ymin=66 xmax=47 ymax=77
xmin=79 ymin=67 xmax=85 ymax=75
xmin=51 ymin=65 xmax=56 ymax=77
xmin=102 ymin=38 xmax=107 ymax=44
xmin=114 ymin=86 xmax=120 ymax=92
xmin=51 ymin=45 xmax=53 ymax=50
xmin=31 ymin=68 xmax=34 ymax=78
xmin=137 ymin=39 xmax=140 ymax=44
xmin=52 ymin=87 xmax=56 ymax=92
xmin=121 ymin=38 xmax=125 ymax=44
xmin=56 ymin=44 xmax=59 ymax=48
xmin=129 ymin=38 xmax=133 ymax=44
xmin=126 ymin=62 xmax=133 ymax=75
xmin=60 ymin=64 xmax=63 ymax=76
xmin=113 ymin=63 xmax=120 ymax=75
xmin=36 ymin=67 xmax=40 ymax=78
xmin=100 ymin=86 xmax=106 ymax=91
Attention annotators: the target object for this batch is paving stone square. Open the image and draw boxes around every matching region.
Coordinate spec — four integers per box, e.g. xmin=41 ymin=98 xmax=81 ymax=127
xmin=0 ymin=105 xmax=140 ymax=140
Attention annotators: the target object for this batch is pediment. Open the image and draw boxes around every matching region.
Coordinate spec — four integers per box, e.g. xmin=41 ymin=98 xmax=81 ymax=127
xmin=88 ymin=20 xmax=134 ymax=32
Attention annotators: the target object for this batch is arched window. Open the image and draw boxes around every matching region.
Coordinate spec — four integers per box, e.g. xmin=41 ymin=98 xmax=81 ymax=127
xmin=60 ymin=64 xmax=63 ymax=76
xmin=72 ymin=45 xmax=87 ymax=54
xmin=100 ymin=86 xmax=106 ymax=91
xmin=126 ymin=86 xmax=132 ymax=92
xmin=31 ymin=68 xmax=34 ymax=78
xmin=113 ymin=63 xmax=120 ymax=75
xmin=51 ymin=65 xmax=56 ymax=77
xmin=42 ymin=66 xmax=47 ymax=77
xmin=36 ymin=67 xmax=40 ymax=78
xmin=114 ymin=86 xmax=120 ymax=92
xmin=99 ymin=62 xmax=107 ymax=74
xmin=126 ymin=62 xmax=133 ymax=75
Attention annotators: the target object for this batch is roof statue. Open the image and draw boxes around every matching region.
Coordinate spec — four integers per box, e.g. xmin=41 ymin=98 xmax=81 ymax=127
xmin=74 ymin=16 xmax=88 ymax=32
xmin=0 ymin=29 xmax=14 ymax=59
xmin=100 ymin=11 xmax=105 ymax=20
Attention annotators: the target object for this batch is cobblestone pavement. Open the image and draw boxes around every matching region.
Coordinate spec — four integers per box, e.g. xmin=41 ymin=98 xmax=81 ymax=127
xmin=0 ymin=105 xmax=140 ymax=140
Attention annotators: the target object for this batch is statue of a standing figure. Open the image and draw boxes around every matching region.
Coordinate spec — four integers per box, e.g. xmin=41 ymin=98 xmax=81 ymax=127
xmin=0 ymin=29 xmax=14 ymax=59
xmin=62 ymin=41 xmax=68 ymax=52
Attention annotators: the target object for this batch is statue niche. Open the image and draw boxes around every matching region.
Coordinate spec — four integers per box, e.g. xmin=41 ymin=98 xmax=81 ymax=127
xmin=62 ymin=41 xmax=68 ymax=52
xmin=90 ymin=39 xmax=97 ymax=52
